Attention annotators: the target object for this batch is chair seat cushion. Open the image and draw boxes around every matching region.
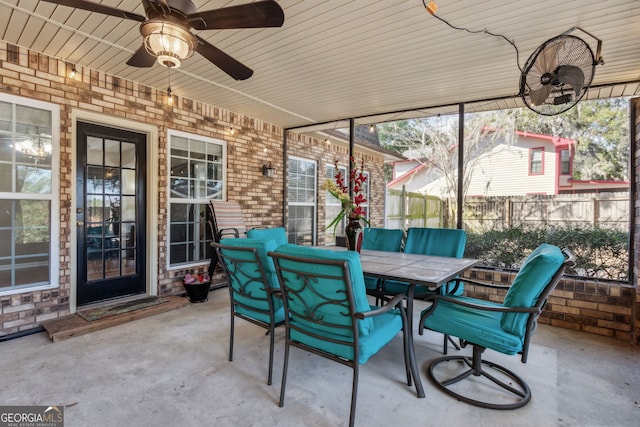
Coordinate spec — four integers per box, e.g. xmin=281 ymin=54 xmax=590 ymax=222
xmin=236 ymin=304 xmax=286 ymax=324
xmin=364 ymin=275 xmax=379 ymax=290
xmin=421 ymin=298 xmax=525 ymax=355
xmin=290 ymin=307 xmax=402 ymax=364
xmin=382 ymin=280 xmax=461 ymax=297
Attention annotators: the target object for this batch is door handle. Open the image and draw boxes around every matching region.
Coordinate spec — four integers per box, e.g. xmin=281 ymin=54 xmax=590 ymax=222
xmin=77 ymin=221 xmax=84 ymax=227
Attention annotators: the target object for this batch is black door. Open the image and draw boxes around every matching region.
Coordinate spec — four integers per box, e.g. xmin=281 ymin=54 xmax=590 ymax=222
xmin=76 ymin=122 xmax=146 ymax=306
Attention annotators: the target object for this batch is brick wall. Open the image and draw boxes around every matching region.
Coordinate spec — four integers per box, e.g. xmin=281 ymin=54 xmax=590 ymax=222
xmin=0 ymin=43 xmax=390 ymax=337
xmin=285 ymin=131 xmax=387 ymax=246
xmin=0 ymin=43 xmax=287 ymax=336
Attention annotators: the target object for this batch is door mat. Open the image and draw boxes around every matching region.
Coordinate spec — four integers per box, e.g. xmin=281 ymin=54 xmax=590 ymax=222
xmin=77 ymin=297 xmax=170 ymax=322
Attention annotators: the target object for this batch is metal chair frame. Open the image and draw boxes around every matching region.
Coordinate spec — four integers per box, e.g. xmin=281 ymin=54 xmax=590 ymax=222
xmin=419 ymin=247 xmax=576 ymax=409
xmin=270 ymin=252 xmax=421 ymax=427
xmin=213 ymin=242 xmax=284 ymax=385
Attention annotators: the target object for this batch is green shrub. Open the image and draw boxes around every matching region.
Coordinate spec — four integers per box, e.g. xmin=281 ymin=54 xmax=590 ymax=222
xmin=465 ymin=225 xmax=629 ymax=280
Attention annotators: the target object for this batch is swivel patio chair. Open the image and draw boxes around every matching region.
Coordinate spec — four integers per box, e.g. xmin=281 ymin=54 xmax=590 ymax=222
xmin=379 ymin=227 xmax=467 ymax=353
xmin=419 ymin=244 xmax=575 ymax=409
xmin=270 ymin=244 xmax=423 ymax=427
xmin=213 ymin=238 xmax=286 ymax=385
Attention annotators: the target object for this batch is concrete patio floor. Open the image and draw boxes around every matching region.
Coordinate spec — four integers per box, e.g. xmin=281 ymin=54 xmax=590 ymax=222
xmin=1 ymin=288 xmax=638 ymax=427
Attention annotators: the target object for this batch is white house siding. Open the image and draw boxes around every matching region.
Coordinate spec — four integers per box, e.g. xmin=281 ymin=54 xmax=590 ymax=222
xmin=389 ymin=135 xmax=560 ymax=197
xmin=466 ymin=138 xmax=557 ymax=196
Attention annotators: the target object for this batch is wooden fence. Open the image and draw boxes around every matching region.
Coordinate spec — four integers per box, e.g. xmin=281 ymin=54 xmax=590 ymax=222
xmin=385 ymin=189 xmax=629 ymax=232
xmin=385 ymin=186 xmax=443 ymax=229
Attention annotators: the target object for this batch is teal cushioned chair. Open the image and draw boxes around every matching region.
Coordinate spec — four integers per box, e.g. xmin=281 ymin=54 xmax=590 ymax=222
xmin=247 ymin=227 xmax=288 ymax=247
xmin=270 ymin=244 xmax=423 ymax=427
xmin=213 ymin=238 xmax=286 ymax=386
xmin=380 ymin=227 xmax=467 ymax=353
xmin=419 ymin=244 xmax=575 ymax=409
xmin=361 ymin=228 xmax=403 ymax=296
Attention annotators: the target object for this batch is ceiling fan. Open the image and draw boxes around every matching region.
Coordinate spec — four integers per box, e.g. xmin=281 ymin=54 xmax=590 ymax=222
xmin=40 ymin=0 xmax=285 ymax=80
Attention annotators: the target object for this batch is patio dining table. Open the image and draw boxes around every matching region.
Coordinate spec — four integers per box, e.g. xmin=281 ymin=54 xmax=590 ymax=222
xmin=331 ymin=247 xmax=480 ymax=398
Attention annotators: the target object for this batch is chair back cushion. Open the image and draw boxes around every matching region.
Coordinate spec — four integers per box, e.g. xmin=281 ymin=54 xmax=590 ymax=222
xmin=362 ymin=228 xmax=403 ymax=252
xmin=210 ymin=200 xmax=247 ymax=238
xmin=404 ymin=227 xmax=466 ymax=257
xmin=217 ymin=238 xmax=282 ymax=321
xmin=274 ymin=244 xmax=374 ymax=336
xmin=501 ymin=244 xmax=565 ymax=335
xmin=247 ymin=227 xmax=288 ymax=247
xmin=403 ymin=227 xmax=467 ymax=295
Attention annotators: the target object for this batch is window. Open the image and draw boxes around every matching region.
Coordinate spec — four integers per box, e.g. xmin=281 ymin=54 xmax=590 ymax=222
xmin=288 ymin=157 xmax=316 ymax=245
xmin=529 ymin=147 xmax=544 ymax=174
xmin=168 ymin=130 xmax=226 ymax=267
xmin=0 ymin=94 xmax=59 ymax=293
xmin=560 ymin=149 xmax=571 ymax=174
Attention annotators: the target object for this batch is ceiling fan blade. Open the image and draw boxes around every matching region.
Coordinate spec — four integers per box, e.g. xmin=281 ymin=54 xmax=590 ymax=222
xmin=165 ymin=0 xmax=198 ymax=16
xmin=557 ymin=65 xmax=585 ymax=94
xmin=39 ymin=0 xmax=145 ymax=22
xmin=533 ymin=42 xmax=561 ymax=75
xmin=126 ymin=46 xmax=156 ymax=68
xmin=188 ymin=0 xmax=284 ymax=31
xmin=195 ymin=35 xmax=253 ymax=80
xmin=529 ymin=85 xmax=552 ymax=106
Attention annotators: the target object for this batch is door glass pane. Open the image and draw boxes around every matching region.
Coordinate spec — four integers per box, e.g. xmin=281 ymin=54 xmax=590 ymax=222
xmin=86 ymin=136 xmax=103 ymax=165
xmin=121 ymin=142 xmax=135 ymax=168
xmin=104 ymin=139 xmax=119 ymax=167
xmin=121 ymin=169 xmax=135 ymax=195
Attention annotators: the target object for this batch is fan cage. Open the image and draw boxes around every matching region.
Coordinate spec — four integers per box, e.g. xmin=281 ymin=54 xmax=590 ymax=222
xmin=520 ymin=34 xmax=596 ymax=116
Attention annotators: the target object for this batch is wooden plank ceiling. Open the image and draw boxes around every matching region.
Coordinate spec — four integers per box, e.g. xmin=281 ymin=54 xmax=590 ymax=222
xmin=0 ymin=0 xmax=639 ymax=129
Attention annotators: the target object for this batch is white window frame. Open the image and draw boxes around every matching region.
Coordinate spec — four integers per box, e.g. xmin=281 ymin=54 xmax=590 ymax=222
xmin=166 ymin=129 xmax=227 ymax=270
xmin=0 ymin=93 xmax=60 ymax=295
xmin=287 ymin=156 xmax=317 ymax=246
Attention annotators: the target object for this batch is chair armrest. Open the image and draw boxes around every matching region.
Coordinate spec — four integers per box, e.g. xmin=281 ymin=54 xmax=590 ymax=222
xmin=355 ymin=293 xmax=406 ymax=319
xmin=218 ymin=227 xmax=240 ymax=239
xmin=429 ymin=294 xmax=539 ymax=314
xmin=450 ymin=277 xmax=512 ymax=291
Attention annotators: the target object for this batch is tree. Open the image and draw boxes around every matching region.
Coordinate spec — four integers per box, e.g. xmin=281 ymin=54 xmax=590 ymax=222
xmin=514 ymin=98 xmax=629 ymax=180
xmin=378 ymin=110 xmax=516 ymax=198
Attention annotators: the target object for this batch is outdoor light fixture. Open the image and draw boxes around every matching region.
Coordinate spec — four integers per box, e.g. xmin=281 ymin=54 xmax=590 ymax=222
xmin=262 ymin=162 xmax=275 ymax=178
xmin=68 ymin=64 xmax=77 ymax=78
xmin=369 ymin=124 xmax=375 ymax=132
xmin=167 ymin=86 xmax=173 ymax=106
xmin=141 ymin=20 xmax=197 ymax=68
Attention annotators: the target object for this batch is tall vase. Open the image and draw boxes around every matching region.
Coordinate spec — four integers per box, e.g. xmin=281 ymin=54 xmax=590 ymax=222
xmin=345 ymin=215 xmax=363 ymax=253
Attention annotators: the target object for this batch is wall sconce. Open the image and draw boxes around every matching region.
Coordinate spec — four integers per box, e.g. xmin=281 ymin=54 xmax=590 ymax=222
xmin=262 ymin=162 xmax=275 ymax=178
xmin=68 ymin=63 xmax=77 ymax=78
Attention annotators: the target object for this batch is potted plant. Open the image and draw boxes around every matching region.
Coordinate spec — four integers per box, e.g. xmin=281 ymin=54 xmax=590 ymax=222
xmin=183 ymin=273 xmax=211 ymax=303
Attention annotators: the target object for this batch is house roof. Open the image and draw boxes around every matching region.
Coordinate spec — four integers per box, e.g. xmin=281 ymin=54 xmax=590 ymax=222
xmin=1 ymin=1 xmax=639 ymax=129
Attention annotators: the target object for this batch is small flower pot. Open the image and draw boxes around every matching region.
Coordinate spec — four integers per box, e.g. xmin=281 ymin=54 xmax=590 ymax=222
xmin=183 ymin=281 xmax=211 ymax=303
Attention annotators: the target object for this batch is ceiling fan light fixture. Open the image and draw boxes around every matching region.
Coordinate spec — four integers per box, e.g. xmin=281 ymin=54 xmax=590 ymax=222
xmin=141 ymin=20 xmax=197 ymax=68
